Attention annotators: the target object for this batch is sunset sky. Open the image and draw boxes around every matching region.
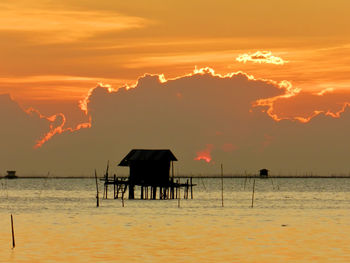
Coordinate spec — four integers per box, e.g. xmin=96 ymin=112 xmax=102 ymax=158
xmin=1 ymin=0 xmax=350 ymax=176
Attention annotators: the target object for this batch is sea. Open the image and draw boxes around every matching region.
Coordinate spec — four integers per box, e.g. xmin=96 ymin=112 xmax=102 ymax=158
xmin=0 ymin=177 xmax=349 ymax=263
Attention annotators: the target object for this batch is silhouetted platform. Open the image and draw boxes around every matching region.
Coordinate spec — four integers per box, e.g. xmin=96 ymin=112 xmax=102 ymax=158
xmin=102 ymin=175 xmax=195 ymax=200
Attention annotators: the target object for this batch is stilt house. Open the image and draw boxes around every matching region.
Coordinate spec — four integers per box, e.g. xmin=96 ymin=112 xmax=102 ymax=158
xmin=118 ymin=149 xmax=177 ymax=199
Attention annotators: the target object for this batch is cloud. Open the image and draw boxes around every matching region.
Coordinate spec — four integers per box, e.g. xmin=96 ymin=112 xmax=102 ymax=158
xmin=265 ymin=90 xmax=350 ymax=123
xmin=0 ymin=75 xmax=129 ymax=107
xmin=125 ymin=51 xmax=237 ymax=69
xmin=236 ymin=51 xmax=287 ymax=65
xmin=76 ymin=69 xmax=350 ymax=175
xmin=194 ymin=144 xmax=214 ymax=163
xmin=27 ymin=108 xmax=91 ymax=149
xmin=315 ymin=88 xmax=334 ymax=96
xmin=3 ymin=68 xmax=350 ymax=175
xmin=0 ymin=94 xmax=50 ymax=170
xmin=72 ymin=68 xmax=292 ymax=174
xmin=0 ymin=93 xmax=91 ymax=149
xmin=0 ymin=6 xmax=148 ymax=43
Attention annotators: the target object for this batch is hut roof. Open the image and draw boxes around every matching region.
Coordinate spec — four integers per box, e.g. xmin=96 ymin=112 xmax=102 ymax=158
xmin=118 ymin=149 xmax=177 ymax=166
xmin=260 ymin=168 xmax=269 ymax=172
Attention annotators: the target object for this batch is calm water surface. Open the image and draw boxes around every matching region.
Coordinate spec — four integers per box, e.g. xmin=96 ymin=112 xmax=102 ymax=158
xmin=0 ymin=178 xmax=349 ymax=262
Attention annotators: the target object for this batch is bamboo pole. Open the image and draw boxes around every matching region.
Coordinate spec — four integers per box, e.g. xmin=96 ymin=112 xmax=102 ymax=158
xmin=171 ymin=161 xmax=175 ymax=199
xmin=175 ymin=180 xmax=178 ymax=199
xmin=122 ymin=192 xmax=125 ymax=207
xmin=95 ymin=170 xmax=99 ymax=207
xmin=251 ymin=179 xmax=256 ymax=208
xmin=11 ymin=214 xmax=15 ymax=249
xmin=190 ymin=177 xmax=193 ymax=199
xmin=114 ymin=175 xmax=116 ymax=199
xmin=221 ymin=164 xmax=224 ymax=207
xmin=121 ymin=185 xmax=125 ymax=207
xmin=104 ymin=160 xmax=109 ymax=199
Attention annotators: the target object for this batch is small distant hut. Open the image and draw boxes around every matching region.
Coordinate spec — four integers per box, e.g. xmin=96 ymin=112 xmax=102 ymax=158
xmin=259 ymin=169 xmax=269 ymax=178
xmin=5 ymin=171 xmax=18 ymax=179
xmin=118 ymin=149 xmax=177 ymax=199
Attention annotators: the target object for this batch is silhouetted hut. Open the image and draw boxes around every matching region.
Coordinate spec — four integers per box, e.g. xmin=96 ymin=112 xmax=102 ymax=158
xmin=118 ymin=149 xmax=177 ymax=199
xmin=259 ymin=169 xmax=269 ymax=178
xmin=5 ymin=171 xmax=18 ymax=179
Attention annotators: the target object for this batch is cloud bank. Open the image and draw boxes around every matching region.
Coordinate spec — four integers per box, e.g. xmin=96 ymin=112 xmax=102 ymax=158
xmin=2 ymin=68 xmax=350 ymax=176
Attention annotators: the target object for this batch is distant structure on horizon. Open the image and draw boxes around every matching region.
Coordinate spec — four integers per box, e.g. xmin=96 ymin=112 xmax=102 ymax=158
xmin=4 ymin=170 xmax=18 ymax=179
xmin=259 ymin=168 xmax=269 ymax=178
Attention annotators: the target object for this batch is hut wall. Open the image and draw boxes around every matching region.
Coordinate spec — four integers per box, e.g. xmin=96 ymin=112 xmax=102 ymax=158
xmin=129 ymin=160 xmax=170 ymax=186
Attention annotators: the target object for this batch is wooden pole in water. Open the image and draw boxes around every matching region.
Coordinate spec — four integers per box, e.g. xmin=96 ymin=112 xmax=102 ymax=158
xmin=95 ymin=169 xmax=99 ymax=207
xmin=175 ymin=180 xmax=178 ymax=199
xmin=251 ymin=179 xmax=256 ymax=208
xmin=244 ymin=171 xmax=248 ymax=190
xmin=114 ymin=175 xmax=116 ymax=199
xmin=190 ymin=177 xmax=193 ymax=199
xmin=10 ymin=214 xmax=15 ymax=249
xmin=122 ymin=191 xmax=125 ymax=207
xmin=270 ymin=178 xmax=275 ymax=190
xmin=104 ymin=160 xmax=109 ymax=199
xmin=171 ymin=161 xmax=175 ymax=199
xmin=221 ymin=163 xmax=224 ymax=207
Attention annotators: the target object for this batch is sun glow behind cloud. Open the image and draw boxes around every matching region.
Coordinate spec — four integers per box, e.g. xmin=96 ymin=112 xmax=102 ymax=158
xmin=236 ymin=51 xmax=287 ymax=65
xmin=194 ymin=144 xmax=213 ymax=163
xmin=79 ymin=83 xmax=115 ymax=115
xmin=26 ymin=107 xmax=91 ymax=148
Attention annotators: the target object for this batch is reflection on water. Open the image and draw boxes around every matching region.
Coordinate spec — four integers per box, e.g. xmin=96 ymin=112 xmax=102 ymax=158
xmin=0 ymin=178 xmax=350 ymax=262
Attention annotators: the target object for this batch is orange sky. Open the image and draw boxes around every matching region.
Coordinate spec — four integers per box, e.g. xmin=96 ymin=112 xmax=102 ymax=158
xmin=1 ymin=0 xmax=350 ymax=118
xmin=2 ymin=0 xmax=350 ymax=176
